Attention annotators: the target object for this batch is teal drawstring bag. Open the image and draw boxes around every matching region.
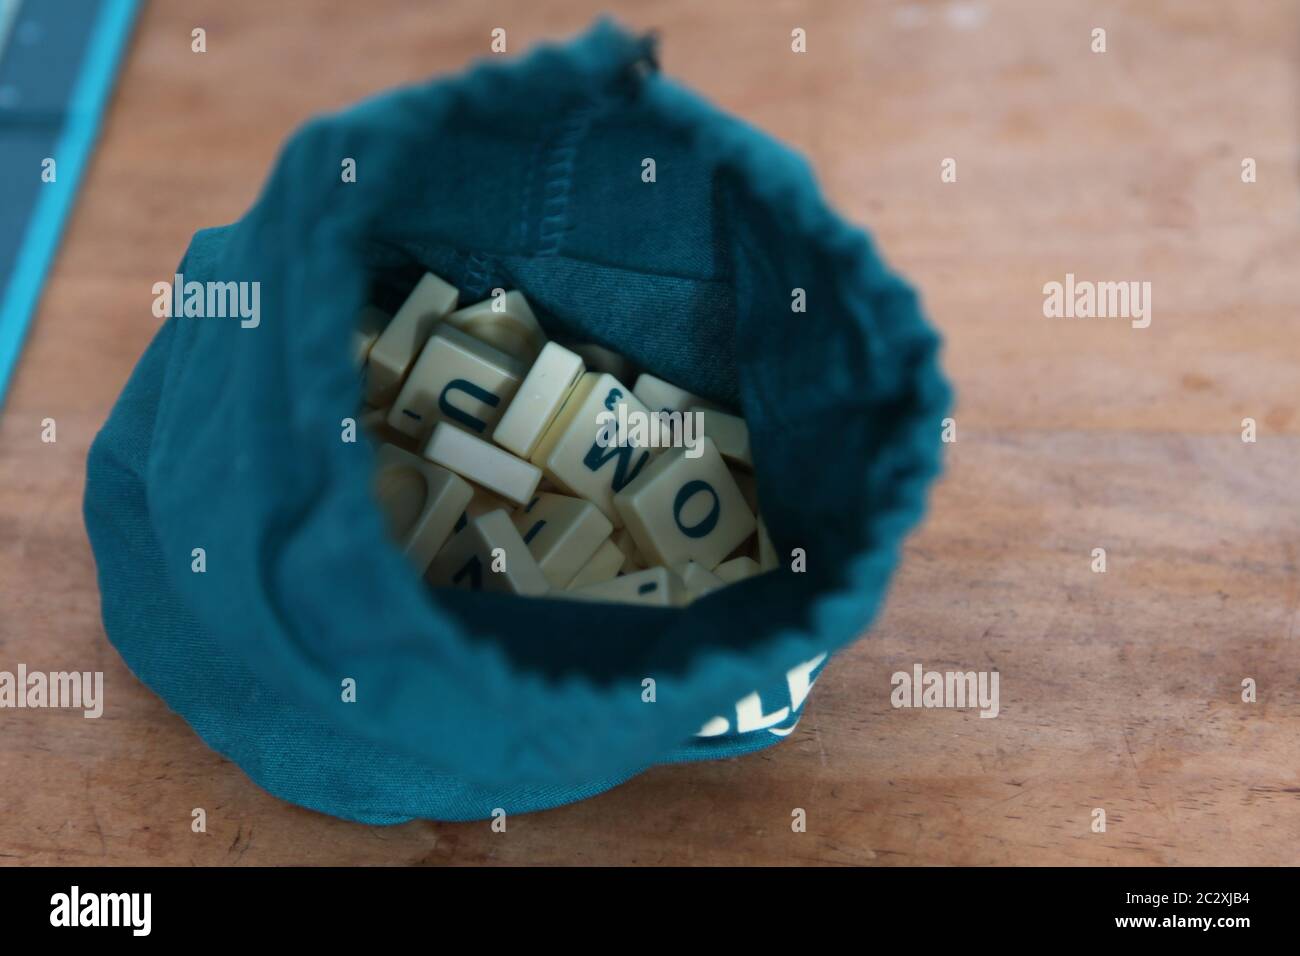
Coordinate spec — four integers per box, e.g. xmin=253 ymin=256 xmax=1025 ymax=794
xmin=83 ymin=21 xmax=949 ymax=823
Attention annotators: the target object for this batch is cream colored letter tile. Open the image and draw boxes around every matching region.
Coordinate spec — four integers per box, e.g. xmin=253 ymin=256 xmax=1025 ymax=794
xmin=353 ymin=305 xmax=390 ymax=368
xmin=492 ymin=342 xmax=584 ymax=459
xmin=361 ymin=408 xmax=418 ymax=453
xmin=528 ymin=372 xmax=659 ymax=526
xmin=673 ymin=561 xmax=725 ymax=602
xmin=366 ymin=272 xmax=459 ymax=405
xmin=611 ymin=528 xmax=645 ymax=572
xmin=714 ymin=556 xmax=761 ymax=583
xmin=388 ymin=325 xmax=524 ymax=444
xmin=612 ymin=437 xmax=755 ymax=570
xmin=565 ymin=539 xmax=624 ymax=589
xmin=426 ymin=509 xmax=549 ymax=596
xmin=424 ymin=422 xmax=541 ymax=506
xmin=373 ymin=443 xmax=473 ymax=573
xmin=359 ymin=404 xmax=389 ymax=434
xmin=451 ymin=486 xmax=515 ymax=537
xmin=512 ymin=492 xmax=613 ymax=588
xmin=569 ymin=343 xmax=636 ymax=383
xmin=691 ymin=405 xmax=751 ymax=469
xmin=567 ymin=566 xmax=686 ymax=606
xmin=443 ymin=290 xmax=547 ymax=364
xmin=633 ymin=373 xmax=719 ymax=414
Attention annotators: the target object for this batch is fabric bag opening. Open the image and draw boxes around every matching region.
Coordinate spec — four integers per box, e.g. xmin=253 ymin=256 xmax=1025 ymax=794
xmin=84 ymin=20 xmax=949 ymax=822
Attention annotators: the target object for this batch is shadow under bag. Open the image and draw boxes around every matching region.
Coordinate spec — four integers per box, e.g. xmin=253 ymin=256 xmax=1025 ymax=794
xmin=83 ymin=21 xmax=951 ymax=823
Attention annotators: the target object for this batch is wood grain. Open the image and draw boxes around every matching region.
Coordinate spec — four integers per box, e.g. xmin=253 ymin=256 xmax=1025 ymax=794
xmin=1 ymin=0 xmax=1297 ymax=865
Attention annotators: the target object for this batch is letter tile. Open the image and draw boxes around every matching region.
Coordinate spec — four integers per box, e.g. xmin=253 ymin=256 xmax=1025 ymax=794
xmin=528 ymin=372 xmax=660 ymax=526
xmin=366 ymin=272 xmax=459 ymax=405
xmin=567 ymin=566 xmax=686 ymax=606
xmin=492 ymin=342 xmax=584 ymax=458
xmin=373 ymin=443 xmax=473 ymax=573
xmin=424 ymin=422 xmax=541 ymax=506
xmin=388 ymin=324 xmax=525 ymax=444
xmin=512 ymin=492 xmax=613 ymax=588
xmin=690 ymin=405 xmax=751 ymax=469
xmin=444 ymin=290 xmax=547 ymax=364
xmin=714 ymin=555 xmax=761 ymax=583
xmin=426 ymin=509 xmax=549 ymax=596
xmin=613 ymin=437 xmax=755 ymax=569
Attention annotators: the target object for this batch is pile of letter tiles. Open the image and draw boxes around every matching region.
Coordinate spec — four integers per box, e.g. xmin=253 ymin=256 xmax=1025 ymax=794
xmin=355 ymin=272 xmax=777 ymax=606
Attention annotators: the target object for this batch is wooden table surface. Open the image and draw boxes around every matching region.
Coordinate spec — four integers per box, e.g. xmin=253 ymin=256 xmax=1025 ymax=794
xmin=1 ymin=0 xmax=1297 ymax=866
